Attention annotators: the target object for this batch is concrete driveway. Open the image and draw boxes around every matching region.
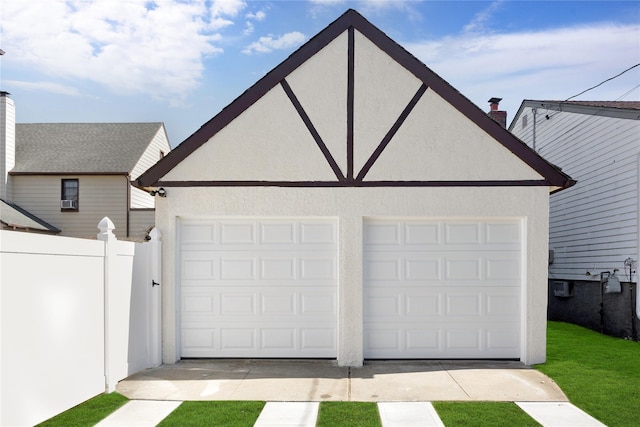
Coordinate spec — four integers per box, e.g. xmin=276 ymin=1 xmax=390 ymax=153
xmin=116 ymin=359 xmax=567 ymax=402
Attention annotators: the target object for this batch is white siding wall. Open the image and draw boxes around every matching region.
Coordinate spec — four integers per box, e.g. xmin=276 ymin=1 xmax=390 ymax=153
xmin=0 ymin=96 xmax=15 ymax=201
xmin=12 ymin=175 xmax=129 ymax=239
xmin=129 ymin=208 xmax=155 ymax=241
xmin=512 ymin=107 xmax=640 ymax=282
xmin=130 ymin=127 xmax=171 ymax=209
xmin=131 ymin=185 xmax=154 ymax=209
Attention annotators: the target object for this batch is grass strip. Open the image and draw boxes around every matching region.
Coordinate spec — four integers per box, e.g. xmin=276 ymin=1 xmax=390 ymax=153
xmin=316 ymin=401 xmax=382 ymax=427
xmin=36 ymin=392 xmax=128 ymax=427
xmin=535 ymin=321 xmax=640 ymax=427
xmin=157 ymin=400 xmax=265 ymax=427
xmin=433 ymin=401 xmax=540 ymax=426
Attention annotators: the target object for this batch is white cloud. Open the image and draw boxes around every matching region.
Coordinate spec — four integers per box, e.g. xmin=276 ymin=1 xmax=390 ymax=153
xmin=463 ymin=0 xmax=504 ymax=34
xmin=243 ymin=9 xmax=266 ymax=35
xmin=4 ymin=80 xmax=82 ymax=97
xmin=242 ymin=32 xmax=307 ymax=54
xmin=0 ymin=0 xmax=246 ymax=99
xmin=247 ymin=10 xmax=266 ymax=21
xmin=404 ymin=23 xmax=640 ymax=121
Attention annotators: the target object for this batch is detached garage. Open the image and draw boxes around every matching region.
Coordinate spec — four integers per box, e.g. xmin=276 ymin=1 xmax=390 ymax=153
xmin=137 ymin=9 xmax=574 ymax=366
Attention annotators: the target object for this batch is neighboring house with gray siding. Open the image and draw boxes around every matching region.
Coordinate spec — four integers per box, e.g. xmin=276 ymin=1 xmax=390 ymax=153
xmin=509 ymin=100 xmax=640 ymax=339
xmin=0 ymin=92 xmax=170 ymax=239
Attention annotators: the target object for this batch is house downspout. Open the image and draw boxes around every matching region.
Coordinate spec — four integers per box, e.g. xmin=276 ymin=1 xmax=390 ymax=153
xmin=126 ymin=175 xmax=130 ymax=238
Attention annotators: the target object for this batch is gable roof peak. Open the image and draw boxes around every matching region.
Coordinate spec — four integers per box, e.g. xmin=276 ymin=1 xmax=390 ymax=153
xmin=137 ymin=8 xmax=574 ymax=193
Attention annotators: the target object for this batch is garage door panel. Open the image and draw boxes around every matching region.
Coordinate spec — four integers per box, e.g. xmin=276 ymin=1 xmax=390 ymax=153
xmin=182 ymin=325 xmax=336 ymax=357
xmin=222 ymin=328 xmax=257 ymax=350
xmin=181 ymin=223 xmax=216 ymax=243
xmin=183 ymin=328 xmax=216 ymax=350
xmin=446 ymin=328 xmax=481 ymax=350
xmin=364 ymin=220 xmax=521 ymax=252
xmin=445 ymin=223 xmax=481 ymax=244
xmin=183 ymin=294 xmax=217 ymax=315
xmin=183 ymin=252 xmax=335 ymax=284
xmin=446 ymin=293 xmax=482 ymax=316
xmin=486 ymin=327 xmax=520 ymax=350
xmin=365 ymin=251 xmax=519 ymax=284
xmin=365 ymin=294 xmax=402 ymax=317
xmin=365 ymin=329 xmax=401 ymax=351
xmin=301 ymin=258 xmax=336 ymax=280
xmin=365 ymin=323 xmax=520 ymax=358
xmin=300 ymin=291 xmax=336 ymax=315
xmin=364 ymin=218 xmax=522 ymax=359
xmin=364 ymin=223 xmax=402 ymax=245
xmin=364 ymin=258 xmax=402 ymax=281
xmin=406 ymin=329 xmax=441 ymax=351
xmin=180 ymin=218 xmax=338 ymax=358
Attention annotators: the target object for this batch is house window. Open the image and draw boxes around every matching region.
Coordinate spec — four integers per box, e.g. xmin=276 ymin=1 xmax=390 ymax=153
xmin=522 ymin=114 xmax=528 ymax=128
xmin=61 ymin=179 xmax=79 ymax=211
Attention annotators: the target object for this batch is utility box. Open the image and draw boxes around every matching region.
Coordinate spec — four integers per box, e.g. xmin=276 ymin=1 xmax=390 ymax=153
xmin=604 ymin=275 xmax=622 ymax=293
xmin=553 ymin=281 xmax=572 ymax=297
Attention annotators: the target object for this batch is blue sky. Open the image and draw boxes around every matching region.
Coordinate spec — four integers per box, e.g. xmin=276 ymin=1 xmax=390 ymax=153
xmin=2 ymin=1 xmax=639 ymax=147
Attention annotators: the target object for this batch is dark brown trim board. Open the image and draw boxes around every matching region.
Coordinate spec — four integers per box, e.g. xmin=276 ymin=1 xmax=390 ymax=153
xmin=280 ymin=79 xmax=346 ymax=181
xmin=347 ymin=25 xmax=355 ymax=180
xmin=356 ymin=84 xmax=427 ymax=181
xmin=156 ymin=180 xmax=552 ymax=188
xmin=136 ymin=9 xmax=574 ymax=192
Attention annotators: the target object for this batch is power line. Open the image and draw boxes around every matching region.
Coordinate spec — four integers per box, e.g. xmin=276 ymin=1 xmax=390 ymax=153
xmin=565 ymin=63 xmax=640 ymax=101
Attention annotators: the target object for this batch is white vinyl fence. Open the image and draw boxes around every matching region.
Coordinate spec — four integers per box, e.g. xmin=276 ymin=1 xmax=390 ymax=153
xmin=0 ymin=217 xmax=162 ymax=427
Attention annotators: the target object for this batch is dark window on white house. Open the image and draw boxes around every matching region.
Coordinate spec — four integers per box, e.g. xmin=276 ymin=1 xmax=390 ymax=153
xmin=61 ymin=179 xmax=79 ymax=211
xmin=522 ymin=114 xmax=528 ymax=128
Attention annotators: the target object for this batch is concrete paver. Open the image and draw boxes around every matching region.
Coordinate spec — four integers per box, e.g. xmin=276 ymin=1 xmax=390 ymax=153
xmin=253 ymin=402 xmax=319 ymax=427
xmin=378 ymin=402 xmax=445 ymax=427
xmin=516 ymin=402 xmax=607 ymax=427
xmin=441 ymin=361 xmax=568 ymax=401
xmin=94 ymin=400 xmax=181 ymax=427
xmin=351 ymin=362 xmax=469 ymax=402
xmin=118 ymin=359 xmax=567 ymax=403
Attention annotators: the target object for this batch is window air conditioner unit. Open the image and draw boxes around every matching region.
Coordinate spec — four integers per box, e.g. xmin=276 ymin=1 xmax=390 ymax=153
xmin=552 ymin=280 xmax=571 ymax=297
xmin=61 ymin=200 xmax=77 ymax=209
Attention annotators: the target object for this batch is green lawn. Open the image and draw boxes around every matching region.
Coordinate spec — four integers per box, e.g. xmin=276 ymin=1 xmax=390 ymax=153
xmin=534 ymin=321 xmax=640 ymax=427
xmin=36 ymin=321 xmax=639 ymax=426
xmin=35 ymin=392 xmax=128 ymax=427
xmin=316 ymin=401 xmax=382 ymax=427
xmin=157 ymin=401 xmax=265 ymax=427
xmin=433 ymin=402 xmax=540 ymax=426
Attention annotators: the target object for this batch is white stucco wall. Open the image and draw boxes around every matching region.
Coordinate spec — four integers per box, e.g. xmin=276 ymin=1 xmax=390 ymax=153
xmin=153 ymin=26 xmax=553 ymax=366
xmin=156 ymin=186 xmax=549 ymax=366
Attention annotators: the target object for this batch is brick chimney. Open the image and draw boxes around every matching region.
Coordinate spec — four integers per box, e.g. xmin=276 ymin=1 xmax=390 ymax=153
xmin=488 ymin=97 xmax=507 ymax=128
xmin=0 ymin=91 xmax=16 ymax=201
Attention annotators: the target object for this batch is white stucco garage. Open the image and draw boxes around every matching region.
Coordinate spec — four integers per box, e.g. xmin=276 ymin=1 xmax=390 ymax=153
xmin=137 ymin=9 xmax=574 ymax=366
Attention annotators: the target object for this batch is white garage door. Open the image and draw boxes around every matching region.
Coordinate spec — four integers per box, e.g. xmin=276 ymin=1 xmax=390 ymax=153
xmin=179 ymin=218 xmax=338 ymax=358
xmin=364 ymin=219 xmax=522 ymax=359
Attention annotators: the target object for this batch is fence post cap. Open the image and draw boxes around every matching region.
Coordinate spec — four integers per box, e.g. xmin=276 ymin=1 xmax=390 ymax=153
xmin=149 ymin=227 xmax=162 ymax=241
xmin=97 ymin=217 xmax=115 ymax=238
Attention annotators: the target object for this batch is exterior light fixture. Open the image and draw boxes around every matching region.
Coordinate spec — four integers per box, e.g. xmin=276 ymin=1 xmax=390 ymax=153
xmin=150 ymin=187 xmax=167 ymax=197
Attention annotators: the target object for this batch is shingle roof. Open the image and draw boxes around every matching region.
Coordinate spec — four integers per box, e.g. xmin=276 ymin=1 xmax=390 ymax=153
xmin=510 ymin=100 xmax=640 ymax=130
xmin=550 ymin=101 xmax=640 ymax=110
xmin=0 ymin=199 xmax=60 ymax=233
xmin=12 ymin=122 xmax=163 ymax=174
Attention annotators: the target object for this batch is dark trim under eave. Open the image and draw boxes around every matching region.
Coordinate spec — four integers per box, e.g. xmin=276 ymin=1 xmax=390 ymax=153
xmin=155 ymin=180 xmax=556 ymax=188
